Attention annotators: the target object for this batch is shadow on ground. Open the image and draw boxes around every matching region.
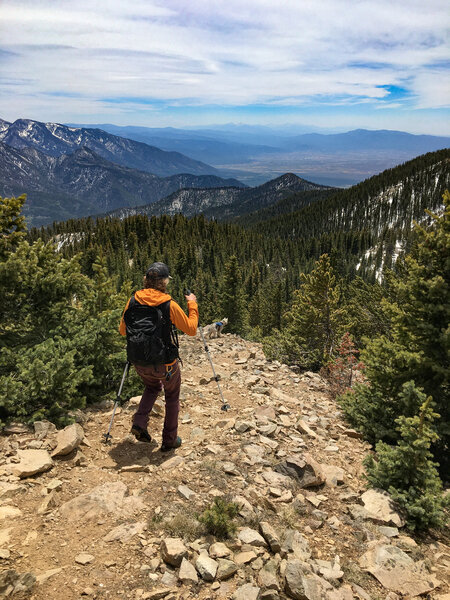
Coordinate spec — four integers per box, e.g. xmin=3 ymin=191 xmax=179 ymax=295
xmin=108 ymin=438 xmax=178 ymax=469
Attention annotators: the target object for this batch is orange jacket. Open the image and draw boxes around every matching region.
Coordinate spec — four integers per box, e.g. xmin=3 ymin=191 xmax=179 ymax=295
xmin=119 ymin=288 xmax=198 ymax=339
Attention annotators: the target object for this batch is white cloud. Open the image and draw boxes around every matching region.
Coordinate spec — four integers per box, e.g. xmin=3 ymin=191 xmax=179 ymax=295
xmin=0 ymin=0 xmax=448 ymax=124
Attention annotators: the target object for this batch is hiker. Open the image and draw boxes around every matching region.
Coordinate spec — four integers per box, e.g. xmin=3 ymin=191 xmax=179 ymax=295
xmin=119 ymin=262 xmax=198 ymax=451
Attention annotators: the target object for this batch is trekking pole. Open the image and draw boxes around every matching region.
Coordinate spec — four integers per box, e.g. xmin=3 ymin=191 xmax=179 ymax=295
xmin=102 ymin=361 xmax=131 ymax=443
xmin=185 ymin=288 xmax=230 ymax=412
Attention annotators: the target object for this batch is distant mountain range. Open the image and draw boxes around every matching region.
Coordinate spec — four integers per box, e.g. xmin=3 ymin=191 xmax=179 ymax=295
xmin=68 ymin=123 xmax=450 ymax=186
xmin=0 ymin=142 xmax=245 ymax=226
xmin=103 ymin=173 xmax=332 ymax=221
xmin=0 ymin=118 xmax=220 ymax=177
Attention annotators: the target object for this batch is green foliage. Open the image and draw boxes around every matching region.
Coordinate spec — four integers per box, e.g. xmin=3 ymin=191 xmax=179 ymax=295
xmin=364 ymin=387 xmax=448 ymax=530
xmin=0 ymin=195 xmax=27 ymax=260
xmin=218 ymin=255 xmax=248 ymax=334
xmin=339 ymin=194 xmax=450 ymax=476
xmin=198 ymin=497 xmax=239 ymax=539
xmin=264 ymin=254 xmax=349 ymax=370
xmin=0 ymin=223 xmax=129 ymax=425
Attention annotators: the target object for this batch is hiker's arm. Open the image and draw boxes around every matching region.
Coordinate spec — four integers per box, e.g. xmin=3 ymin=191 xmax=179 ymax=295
xmin=119 ymin=298 xmax=131 ymax=336
xmin=170 ymin=300 xmax=199 ymax=336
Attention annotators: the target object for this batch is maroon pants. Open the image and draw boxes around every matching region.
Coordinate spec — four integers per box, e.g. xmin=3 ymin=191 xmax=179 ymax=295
xmin=133 ymin=361 xmax=181 ymax=445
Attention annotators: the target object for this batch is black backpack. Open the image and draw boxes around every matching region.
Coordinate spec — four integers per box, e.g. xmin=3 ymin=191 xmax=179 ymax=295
xmin=123 ymin=296 xmax=179 ymax=366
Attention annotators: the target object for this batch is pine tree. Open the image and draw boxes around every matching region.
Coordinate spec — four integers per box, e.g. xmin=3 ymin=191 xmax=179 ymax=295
xmin=364 ymin=385 xmax=448 ymax=530
xmin=218 ymin=255 xmax=247 ymax=334
xmin=0 ymin=195 xmax=27 ymax=260
xmin=264 ymin=254 xmax=348 ymax=370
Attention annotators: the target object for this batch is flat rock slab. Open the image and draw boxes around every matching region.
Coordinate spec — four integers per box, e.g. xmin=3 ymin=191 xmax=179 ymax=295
xmin=359 ymin=543 xmax=441 ymax=596
xmin=361 ymin=489 xmax=405 ymax=527
xmin=103 ymin=521 xmax=147 ymax=543
xmin=59 ymin=481 xmax=145 ymax=522
xmin=0 ymin=506 xmax=22 ymax=521
xmin=233 ymin=583 xmax=261 ymax=600
xmin=282 ymin=530 xmax=311 ymax=561
xmin=12 ymin=449 xmax=53 ymax=478
xmin=52 ymin=423 xmax=85 ymax=457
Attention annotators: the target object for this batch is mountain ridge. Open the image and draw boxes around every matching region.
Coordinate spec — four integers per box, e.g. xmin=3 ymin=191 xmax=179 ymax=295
xmin=0 ymin=118 xmax=221 ymax=177
xmin=0 ymin=143 xmax=245 ymax=226
xmin=103 ymin=173 xmax=332 ymax=221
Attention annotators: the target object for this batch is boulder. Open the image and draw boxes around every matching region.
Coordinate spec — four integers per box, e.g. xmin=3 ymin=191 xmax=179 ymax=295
xmin=195 ymin=551 xmax=218 ymax=581
xmin=238 ymin=527 xmax=268 ymax=547
xmin=179 ymin=558 xmax=198 ymax=584
xmin=51 ymin=423 xmax=85 ymax=457
xmin=284 ymin=559 xmax=333 ymax=600
xmin=12 ymin=449 xmax=53 ymax=478
xmin=274 ymin=455 xmax=325 ymax=488
xmin=59 ymin=481 xmax=145 ymax=522
xmin=216 ymin=558 xmax=238 ymax=580
xmin=360 ymin=489 xmax=405 ymax=527
xmin=160 ymin=538 xmax=188 ymax=567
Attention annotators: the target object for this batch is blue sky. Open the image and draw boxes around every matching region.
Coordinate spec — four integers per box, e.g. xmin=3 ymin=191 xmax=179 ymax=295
xmin=0 ymin=0 xmax=449 ymax=134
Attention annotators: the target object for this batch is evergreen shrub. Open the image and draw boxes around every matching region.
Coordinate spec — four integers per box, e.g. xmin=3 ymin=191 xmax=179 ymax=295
xmin=364 ymin=385 xmax=448 ymax=530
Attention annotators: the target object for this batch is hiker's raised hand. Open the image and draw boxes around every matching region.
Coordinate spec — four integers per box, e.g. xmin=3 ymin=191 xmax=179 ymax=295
xmin=185 ymin=292 xmax=197 ymax=302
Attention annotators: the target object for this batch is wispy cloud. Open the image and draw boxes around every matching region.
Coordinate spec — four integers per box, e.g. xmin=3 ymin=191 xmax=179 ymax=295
xmin=0 ymin=0 xmax=448 ymax=131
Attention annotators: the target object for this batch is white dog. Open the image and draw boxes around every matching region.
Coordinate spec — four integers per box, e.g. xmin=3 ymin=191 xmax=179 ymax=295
xmin=201 ymin=318 xmax=229 ymax=339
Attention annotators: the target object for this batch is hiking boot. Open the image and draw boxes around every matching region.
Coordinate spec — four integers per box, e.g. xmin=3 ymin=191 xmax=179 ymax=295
xmin=160 ymin=436 xmax=182 ymax=452
xmin=130 ymin=424 xmax=152 ymax=443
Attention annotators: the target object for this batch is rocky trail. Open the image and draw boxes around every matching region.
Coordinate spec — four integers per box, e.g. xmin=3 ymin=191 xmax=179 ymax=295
xmin=0 ymin=334 xmax=448 ymax=600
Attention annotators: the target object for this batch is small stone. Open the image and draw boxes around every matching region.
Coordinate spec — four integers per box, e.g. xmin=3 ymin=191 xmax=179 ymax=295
xmin=235 ymin=420 xmax=252 ymax=433
xmin=177 ymin=485 xmax=195 ymax=500
xmin=195 ymin=551 xmax=218 ymax=581
xmin=0 ymin=549 xmax=11 ymax=559
xmin=234 ymin=550 xmax=257 ymax=565
xmin=46 ymin=478 xmax=64 ymax=492
xmin=259 ymin=521 xmax=281 ymax=553
xmin=75 ymin=553 xmax=95 ymax=565
xmin=51 ymin=423 xmax=85 ymax=457
xmin=178 ymin=558 xmax=198 ymax=584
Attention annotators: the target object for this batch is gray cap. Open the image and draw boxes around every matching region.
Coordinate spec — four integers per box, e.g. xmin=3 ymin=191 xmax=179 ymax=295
xmin=146 ymin=262 xmax=171 ymax=279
